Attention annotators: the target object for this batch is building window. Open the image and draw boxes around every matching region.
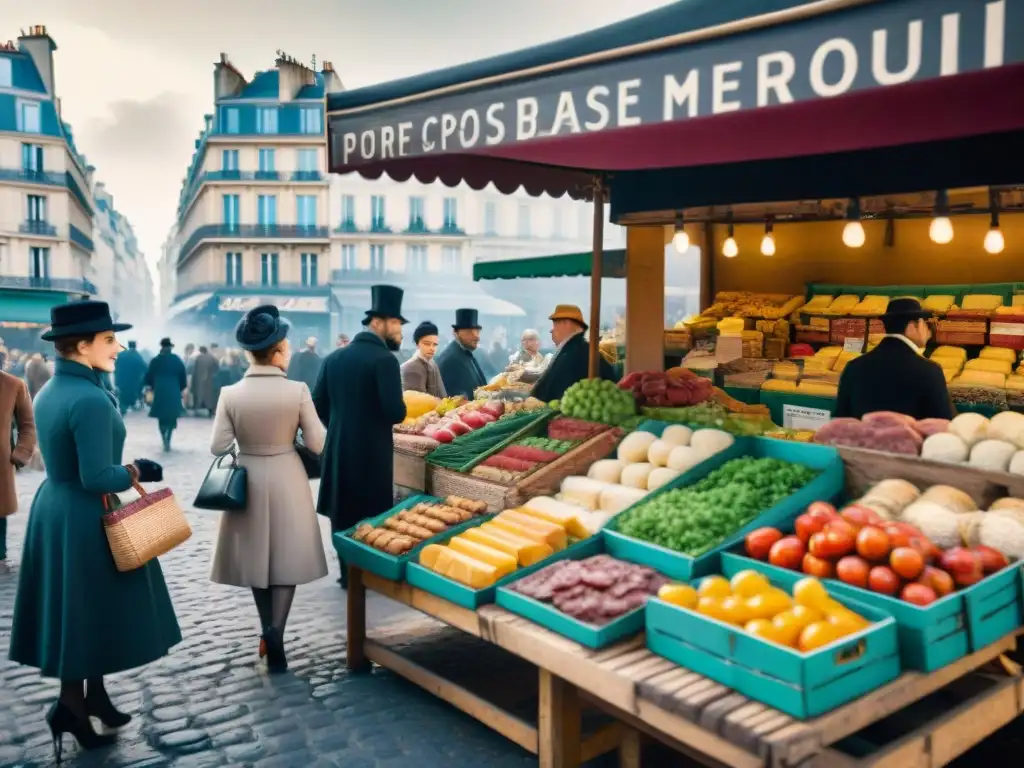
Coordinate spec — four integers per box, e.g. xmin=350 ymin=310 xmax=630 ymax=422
xmin=442 ymin=246 xmax=461 ymax=272
xmin=301 ymin=253 xmax=319 ymax=286
xmin=408 ymin=196 xmax=425 ymax=230
xmin=517 ymin=204 xmax=531 ymax=238
xmin=225 ymin=252 xmax=242 ymax=285
xmin=407 ymin=245 xmax=427 ymax=272
xmin=340 ymin=195 xmax=355 ymax=227
xmin=552 ymin=207 xmax=563 ymax=238
xmin=21 ymin=144 xmax=43 ymax=174
xmin=261 ymin=253 xmax=279 ymax=286
xmin=443 ymin=197 xmax=458 ymax=230
xmin=26 ymin=194 xmax=47 ymax=223
xmin=221 ymin=149 xmax=239 ymax=173
xmin=370 ymin=244 xmax=385 ymax=272
xmin=257 ymin=195 xmax=277 ymax=227
xmin=222 ymin=194 xmax=240 ymax=227
xmin=484 ymin=201 xmax=498 ymax=236
xmin=30 ymin=247 xmax=50 ymax=280
xmin=296 ymin=195 xmax=317 ymax=227
xmin=257 ymin=148 xmax=276 ymax=175
xmin=0 ymin=58 xmax=11 ymax=88
xmin=297 ymin=148 xmax=317 ymax=173
xmin=257 ymin=107 xmax=278 ymax=134
xmin=370 ymin=195 xmax=386 ymax=230
xmin=223 ymin=107 xmax=240 ymax=134
xmin=340 ymin=244 xmax=356 ymax=270
xmin=300 ymin=107 xmax=322 ymax=134
xmin=16 ymin=100 xmax=41 ymax=133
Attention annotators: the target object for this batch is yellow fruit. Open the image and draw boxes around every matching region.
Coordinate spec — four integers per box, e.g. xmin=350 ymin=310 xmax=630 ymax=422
xmin=658 ymin=583 xmax=698 ymax=610
xmin=730 ymin=570 xmax=771 ymax=598
xmin=826 ymin=608 xmax=869 ymax=635
xmin=745 ymin=588 xmax=793 ymax=620
xmin=698 ymin=575 xmax=732 ymax=599
xmin=744 ymin=619 xmax=781 ymax=643
xmin=697 ymin=596 xmax=730 ymax=622
xmin=789 ymin=604 xmax=823 ymax=627
xmin=798 ymin=621 xmax=843 ymax=652
xmin=793 ymin=577 xmax=830 ymax=610
xmin=771 ymin=612 xmax=805 ymax=647
xmin=720 ymin=596 xmax=753 ymax=626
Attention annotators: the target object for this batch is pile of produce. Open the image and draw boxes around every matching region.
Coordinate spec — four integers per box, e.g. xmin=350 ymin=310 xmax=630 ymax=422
xmin=500 ymin=397 xmax=548 ymax=417
xmin=552 ymin=378 xmax=636 ymax=425
xmin=426 ymin=408 xmax=550 ymax=469
xmin=814 ymin=411 xmax=951 ymax=455
xmin=593 ymin=426 xmax=735 ymax=494
xmin=615 ymin=457 xmax=818 ymax=556
xmin=642 ymin=401 xmax=777 ymax=437
xmin=350 ymin=496 xmax=488 ymax=555
xmin=419 ymin=506 xmax=585 ymax=588
xmin=395 ymin=394 xmax=465 ymax=433
xmin=619 ymin=369 xmax=714 ymax=408
xmin=743 ymin=485 xmax=1020 ymax=606
xmin=508 ymin=555 xmax=669 ymax=624
xmin=658 ymin=571 xmax=871 ymax=651
xmin=517 ymin=436 xmax=578 ymax=454
xmin=467 ymin=416 xmax=607 ymax=484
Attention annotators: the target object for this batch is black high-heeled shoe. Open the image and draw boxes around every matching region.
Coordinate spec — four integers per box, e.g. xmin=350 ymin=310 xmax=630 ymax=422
xmin=262 ymin=628 xmax=288 ymax=674
xmin=85 ymin=690 xmax=132 ymax=728
xmin=47 ymin=701 xmax=117 ymax=764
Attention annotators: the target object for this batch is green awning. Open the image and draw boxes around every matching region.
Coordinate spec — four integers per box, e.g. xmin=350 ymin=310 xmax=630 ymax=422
xmin=473 ymin=249 xmax=626 ymax=281
xmin=0 ymin=291 xmax=69 ymax=327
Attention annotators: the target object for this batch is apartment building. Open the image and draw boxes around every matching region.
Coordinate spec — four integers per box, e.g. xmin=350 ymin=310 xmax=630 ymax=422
xmin=90 ymin=181 xmax=155 ymax=326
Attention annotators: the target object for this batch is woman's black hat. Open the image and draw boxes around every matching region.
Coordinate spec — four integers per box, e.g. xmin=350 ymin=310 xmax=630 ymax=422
xmin=41 ymin=300 xmax=132 ymax=341
xmin=363 ymin=285 xmax=408 ymax=325
xmin=414 ymin=321 xmax=439 ymax=344
xmin=235 ymin=304 xmax=291 ymax=351
xmin=453 ymin=308 xmax=481 ymax=331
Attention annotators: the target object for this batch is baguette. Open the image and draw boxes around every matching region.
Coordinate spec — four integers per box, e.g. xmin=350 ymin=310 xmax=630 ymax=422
xmin=445 ymin=495 xmax=488 ymax=516
xmin=397 ymin=510 xmax=447 ymax=533
xmin=384 ymin=535 xmax=417 ymax=555
xmin=352 ymin=523 xmax=375 ymax=542
xmin=384 ymin=517 xmax=435 ymax=540
xmin=420 ymin=504 xmax=471 ymax=524
xmin=364 ymin=528 xmax=398 ymax=548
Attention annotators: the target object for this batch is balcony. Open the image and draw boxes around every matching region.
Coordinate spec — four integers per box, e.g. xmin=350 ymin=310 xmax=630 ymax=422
xmin=19 ymin=220 xmax=58 ymax=237
xmin=177 ymin=223 xmax=330 ymax=264
xmin=334 ymin=219 xmax=360 ymax=234
xmin=291 ymin=171 xmax=323 ymax=182
xmin=331 ymin=267 xmax=471 ymax=287
xmin=174 ymin=281 xmax=332 ymax=301
xmin=177 ymin=170 xmax=327 ymax=218
xmin=0 ymin=275 xmax=97 ymax=294
xmin=69 ymin=224 xmax=95 ymax=253
xmin=0 ymin=168 xmax=94 ymax=215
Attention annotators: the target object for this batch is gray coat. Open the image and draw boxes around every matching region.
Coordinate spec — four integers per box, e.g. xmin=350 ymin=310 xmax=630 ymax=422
xmin=400 ymin=355 xmax=447 ymax=398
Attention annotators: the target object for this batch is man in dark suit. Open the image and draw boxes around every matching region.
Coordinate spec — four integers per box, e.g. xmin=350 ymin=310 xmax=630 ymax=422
xmin=313 ymin=285 xmax=407 ymax=589
xmin=532 ymin=304 xmax=617 ymax=403
xmin=835 ymin=298 xmax=955 ymax=420
xmin=435 ymin=308 xmax=488 ymax=399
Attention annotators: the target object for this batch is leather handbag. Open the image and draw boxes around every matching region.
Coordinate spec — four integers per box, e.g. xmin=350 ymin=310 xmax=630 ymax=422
xmin=294 ymin=433 xmax=321 ymax=479
xmin=193 ymin=450 xmax=248 ymax=511
xmin=103 ymin=481 xmax=192 ymax=572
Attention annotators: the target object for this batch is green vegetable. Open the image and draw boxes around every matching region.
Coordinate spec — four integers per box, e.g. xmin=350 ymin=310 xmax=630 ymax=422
xmin=559 ymin=379 xmax=635 ymax=425
xmin=426 ymin=410 xmax=549 ymax=470
xmin=616 ymin=457 xmax=817 ymax=556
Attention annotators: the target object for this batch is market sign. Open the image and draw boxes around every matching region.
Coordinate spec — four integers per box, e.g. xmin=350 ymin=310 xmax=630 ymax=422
xmin=783 ymin=405 xmax=833 ymax=431
xmin=218 ymin=296 xmax=330 ymax=313
xmin=330 ymin=0 xmax=1020 ymax=169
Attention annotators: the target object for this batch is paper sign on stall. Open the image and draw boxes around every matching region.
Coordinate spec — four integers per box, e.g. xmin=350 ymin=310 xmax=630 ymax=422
xmin=843 ymin=338 xmax=865 ymax=353
xmin=783 ymin=405 xmax=832 ymax=431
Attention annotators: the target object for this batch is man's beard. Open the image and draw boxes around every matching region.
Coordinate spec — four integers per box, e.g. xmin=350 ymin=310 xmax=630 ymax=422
xmin=385 ymin=336 xmax=401 ymax=351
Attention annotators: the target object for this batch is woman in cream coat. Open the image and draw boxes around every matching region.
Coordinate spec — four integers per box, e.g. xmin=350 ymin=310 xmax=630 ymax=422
xmin=209 ymin=304 xmax=326 ymax=673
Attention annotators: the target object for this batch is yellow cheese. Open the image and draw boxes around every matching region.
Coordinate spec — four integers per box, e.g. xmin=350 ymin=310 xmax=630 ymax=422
xmin=943 ymin=369 xmax=955 ymax=383
xmin=762 ymin=379 xmax=799 ymax=393
xmin=1006 ymin=376 xmax=1024 ymax=391
xmin=772 ymin=362 xmax=800 ymax=381
xmin=922 ymin=295 xmax=956 ymax=314
xmin=1014 ymin=295 xmax=1024 ymax=308
xmin=418 ymin=544 xmax=449 ymax=570
xmin=803 ymin=295 xmax=834 ymax=313
xmin=498 ymin=510 xmax=569 ymax=548
xmin=814 ymin=346 xmax=843 ymax=359
xmin=953 ymin=371 xmax=1007 ymax=388
xmin=801 ymin=357 xmax=832 ymax=375
xmin=437 ymin=548 xmax=500 ymax=589
xmin=717 ymin=317 xmax=748 ymax=334
xmin=490 ymin=515 xmax=567 ymax=551
xmin=464 ymin=526 xmax=553 ymax=566
xmin=931 ymin=346 xmax=968 ymax=362
xmin=796 ymin=381 xmax=839 ymax=397
xmin=447 ymin=537 xmax=517 ymax=578
xmin=961 ymin=294 xmax=1004 ymax=311
xmin=979 ymin=346 xmax=1018 ymax=364
xmin=519 ymin=498 xmax=590 ymax=539
xmin=851 ymin=296 xmax=889 ymax=316
xmin=824 ymin=295 xmax=860 ymax=315
xmin=964 ymin=358 xmax=1013 ymax=375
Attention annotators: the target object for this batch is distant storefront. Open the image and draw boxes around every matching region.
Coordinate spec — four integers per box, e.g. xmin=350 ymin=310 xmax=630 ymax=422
xmin=0 ymin=288 xmax=79 ymax=353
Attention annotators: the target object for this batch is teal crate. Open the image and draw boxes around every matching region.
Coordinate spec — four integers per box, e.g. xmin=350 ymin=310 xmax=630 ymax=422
xmin=406 ymin=527 xmax=602 ymax=610
xmin=495 ymin=535 xmax=650 ymax=649
xmin=332 ymin=495 xmax=490 ymax=581
xmin=963 ymin=562 xmax=1023 ymax=649
xmin=646 ymin=557 xmax=901 ymax=719
xmin=603 ymin=438 xmax=844 ymax=581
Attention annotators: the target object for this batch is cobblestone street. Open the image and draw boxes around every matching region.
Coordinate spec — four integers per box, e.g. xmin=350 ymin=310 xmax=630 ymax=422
xmin=0 ymin=413 xmax=538 ymax=768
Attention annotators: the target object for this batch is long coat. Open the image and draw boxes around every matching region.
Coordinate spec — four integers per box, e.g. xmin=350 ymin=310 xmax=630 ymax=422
xmin=436 ymin=340 xmax=487 ymax=399
xmin=0 ymin=372 xmax=35 ymax=516
xmin=313 ymin=331 xmax=406 ymax=531
xmin=145 ymin=350 xmax=187 ymax=425
xmin=209 ymin=365 xmax=327 ymax=588
xmin=24 ymin=357 xmax=50 ymax=400
xmin=400 ymin=355 xmax=447 ymax=398
xmin=8 ymin=359 xmax=180 ymax=679
xmin=288 ymin=349 xmax=323 ymax=392
xmin=191 ymin=351 xmax=220 ymax=411
xmin=114 ymin=348 xmax=147 ymax=407
xmin=836 ymin=337 xmax=956 ymax=420
xmin=532 ymin=332 xmax=617 ymax=402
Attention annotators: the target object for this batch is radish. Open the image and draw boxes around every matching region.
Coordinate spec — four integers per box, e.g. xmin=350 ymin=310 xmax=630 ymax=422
xmin=447 ymin=420 xmax=471 ymax=436
xmin=461 ymin=412 xmax=486 ymax=429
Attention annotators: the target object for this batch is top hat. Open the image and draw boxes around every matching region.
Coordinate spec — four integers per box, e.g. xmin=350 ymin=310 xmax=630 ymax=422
xmin=880 ymin=298 xmax=933 ymax=322
xmin=549 ymin=304 xmax=588 ymax=331
xmin=41 ymin=300 xmax=132 ymax=341
xmin=362 ymin=285 xmax=408 ymax=325
xmin=159 ymin=337 xmax=173 ymax=348
xmin=127 ymin=340 xmax=137 ymax=349
xmin=453 ymin=308 xmax=481 ymax=331
xmin=235 ymin=304 xmax=291 ymax=351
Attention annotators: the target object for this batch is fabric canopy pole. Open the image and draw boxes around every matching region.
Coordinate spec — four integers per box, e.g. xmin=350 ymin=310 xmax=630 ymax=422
xmin=589 ymin=178 xmax=605 ymax=379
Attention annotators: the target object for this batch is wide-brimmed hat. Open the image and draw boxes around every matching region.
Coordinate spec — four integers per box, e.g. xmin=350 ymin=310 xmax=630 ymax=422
xmin=159 ymin=337 xmax=173 ymax=348
xmin=363 ymin=285 xmax=408 ymax=325
xmin=880 ymin=298 xmax=933 ymax=322
xmin=41 ymin=300 xmax=132 ymax=341
xmin=550 ymin=304 xmax=588 ymax=331
xmin=235 ymin=304 xmax=291 ymax=351
xmin=453 ymin=308 xmax=481 ymax=331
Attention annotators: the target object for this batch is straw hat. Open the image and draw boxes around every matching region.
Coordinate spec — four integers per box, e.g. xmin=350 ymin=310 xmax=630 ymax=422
xmin=549 ymin=304 xmax=587 ymax=330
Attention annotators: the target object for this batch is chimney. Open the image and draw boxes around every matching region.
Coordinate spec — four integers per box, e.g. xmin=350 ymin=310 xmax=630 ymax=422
xmin=18 ymin=24 xmax=57 ymax=96
xmin=276 ymin=50 xmax=314 ymax=102
xmin=214 ymin=52 xmax=246 ymax=101
xmin=321 ymin=62 xmax=345 ymax=94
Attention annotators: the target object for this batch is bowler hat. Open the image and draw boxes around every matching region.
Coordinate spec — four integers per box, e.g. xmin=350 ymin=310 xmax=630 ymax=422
xmin=160 ymin=337 xmax=174 ymax=348
xmin=362 ymin=284 xmax=408 ymax=325
xmin=453 ymin=308 xmax=481 ymax=331
xmin=880 ymin=298 xmax=933 ymax=322
xmin=549 ymin=304 xmax=588 ymax=331
xmin=235 ymin=304 xmax=291 ymax=351
xmin=41 ymin=300 xmax=132 ymax=341
xmin=414 ymin=321 xmax=439 ymax=344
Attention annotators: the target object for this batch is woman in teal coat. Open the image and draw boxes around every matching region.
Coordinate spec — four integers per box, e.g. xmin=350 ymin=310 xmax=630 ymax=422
xmin=8 ymin=301 xmax=179 ymax=762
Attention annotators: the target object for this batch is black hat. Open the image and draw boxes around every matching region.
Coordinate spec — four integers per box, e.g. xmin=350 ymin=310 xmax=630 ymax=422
xmin=235 ymin=304 xmax=291 ymax=351
xmin=160 ymin=337 xmax=173 ymax=348
xmin=127 ymin=340 xmax=137 ymax=349
xmin=880 ymin=298 xmax=933 ymax=322
xmin=41 ymin=300 xmax=132 ymax=341
xmin=362 ymin=284 xmax=408 ymax=325
xmin=453 ymin=308 xmax=481 ymax=331
xmin=414 ymin=321 xmax=439 ymax=344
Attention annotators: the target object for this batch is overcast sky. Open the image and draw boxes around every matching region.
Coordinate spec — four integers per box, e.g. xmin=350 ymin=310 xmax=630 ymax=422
xmin=0 ymin=0 xmax=674 ymax=278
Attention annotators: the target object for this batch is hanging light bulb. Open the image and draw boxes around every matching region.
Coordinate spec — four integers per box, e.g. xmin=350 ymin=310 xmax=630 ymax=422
xmin=722 ymin=223 xmax=738 ymax=258
xmin=672 ymin=212 xmax=690 ymax=252
xmin=760 ymin=219 xmax=776 ymax=256
xmin=929 ymin=189 xmax=954 ymax=244
xmin=842 ymin=198 xmax=866 ymax=248
xmin=984 ymin=208 xmax=1005 ymax=254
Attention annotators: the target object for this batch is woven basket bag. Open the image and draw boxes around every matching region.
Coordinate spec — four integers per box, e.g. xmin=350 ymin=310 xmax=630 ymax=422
xmin=102 ymin=481 xmax=192 ymax=572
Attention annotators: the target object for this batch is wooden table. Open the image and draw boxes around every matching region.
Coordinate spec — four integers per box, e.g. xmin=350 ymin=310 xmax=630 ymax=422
xmin=346 ymin=565 xmax=1024 ymax=767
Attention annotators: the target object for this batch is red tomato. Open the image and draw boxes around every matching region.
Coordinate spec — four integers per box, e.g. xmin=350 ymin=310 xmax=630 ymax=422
xmin=768 ymin=536 xmax=806 ymax=570
xmin=808 ymin=532 xmax=828 ymax=559
xmin=840 ymin=505 xmax=883 ymax=530
xmin=745 ymin=528 xmax=784 ymax=561
xmin=806 ymin=502 xmax=839 ymax=521
xmin=939 ymin=547 xmax=981 ymax=576
xmin=802 ymin=553 xmax=835 ymax=579
xmin=836 ymin=556 xmax=870 ymax=589
xmin=868 ymin=565 xmax=902 ymax=596
xmin=817 ymin=522 xmax=856 ymax=558
xmin=883 ymin=522 xmax=924 ymax=549
xmin=890 ymin=547 xmax=925 ymax=581
xmin=794 ymin=514 xmax=827 ymax=544
xmin=917 ymin=566 xmax=955 ymax=597
xmin=855 ymin=526 xmax=891 ymax=562
xmin=901 ymin=583 xmax=938 ymax=606
xmin=972 ymin=546 xmax=1009 ymax=574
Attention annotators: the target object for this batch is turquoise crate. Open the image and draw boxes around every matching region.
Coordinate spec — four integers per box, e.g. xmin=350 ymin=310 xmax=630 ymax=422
xmin=332 ymin=495 xmax=490 ymax=581
xmin=646 ymin=557 xmax=901 ymax=719
xmin=495 ymin=536 xmax=649 ymax=649
xmin=603 ymin=438 xmax=844 ymax=581
xmin=963 ymin=562 xmax=1023 ymax=649
xmin=407 ymin=527 xmax=601 ymax=610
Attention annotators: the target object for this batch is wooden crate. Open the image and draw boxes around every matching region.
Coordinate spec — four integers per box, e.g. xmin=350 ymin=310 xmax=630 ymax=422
xmin=394 ymin=449 xmax=428 ymax=491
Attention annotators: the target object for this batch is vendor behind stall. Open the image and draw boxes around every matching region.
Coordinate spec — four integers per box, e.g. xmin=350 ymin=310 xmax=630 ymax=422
xmin=436 ymin=308 xmax=487 ymax=399
xmin=835 ymin=298 xmax=955 ymax=420
xmin=508 ymin=329 xmax=551 ymax=385
xmin=532 ymin=305 xmax=616 ymax=402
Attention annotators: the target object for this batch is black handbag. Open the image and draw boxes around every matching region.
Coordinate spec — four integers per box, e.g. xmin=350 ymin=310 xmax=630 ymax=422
xmin=193 ymin=450 xmax=248 ymax=511
xmin=294 ymin=433 xmax=321 ymax=479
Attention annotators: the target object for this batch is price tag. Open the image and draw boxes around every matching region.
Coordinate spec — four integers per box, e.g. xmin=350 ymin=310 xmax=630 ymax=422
xmin=843 ymin=337 xmax=865 ymax=353
xmin=783 ymin=405 xmax=832 ymax=431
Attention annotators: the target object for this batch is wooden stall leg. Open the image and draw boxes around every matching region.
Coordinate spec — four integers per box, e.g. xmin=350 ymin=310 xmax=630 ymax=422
xmin=538 ymin=669 xmax=582 ymax=768
xmin=346 ymin=565 xmax=371 ymax=672
xmin=618 ymin=728 xmax=642 ymax=768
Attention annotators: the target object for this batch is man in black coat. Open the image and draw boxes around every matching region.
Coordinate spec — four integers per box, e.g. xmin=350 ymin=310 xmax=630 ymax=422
xmin=114 ymin=340 xmax=147 ymax=414
xmin=835 ymin=298 xmax=955 ymax=420
xmin=532 ymin=304 xmax=617 ymax=403
xmin=288 ymin=336 xmax=323 ymax=391
xmin=435 ymin=308 xmax=488 ymax=399
xmin=313 ymin=285 xmax=407 ymax=588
